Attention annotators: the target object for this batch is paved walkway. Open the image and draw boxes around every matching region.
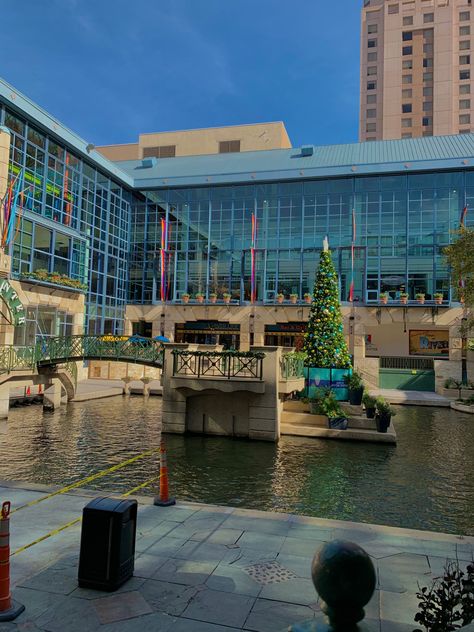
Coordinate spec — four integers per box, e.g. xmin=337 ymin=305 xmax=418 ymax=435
xmin=370 ymin=388 xmax=451 ymax=407
xmin=72 ymin=379 xmax=162 ymax=402
xmin=0 ymin=482 xmax=472 ymax=631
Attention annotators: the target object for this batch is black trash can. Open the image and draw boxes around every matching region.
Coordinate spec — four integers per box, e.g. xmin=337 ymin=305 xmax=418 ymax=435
xmin=78 ymin=497 xmax=137 ymax=591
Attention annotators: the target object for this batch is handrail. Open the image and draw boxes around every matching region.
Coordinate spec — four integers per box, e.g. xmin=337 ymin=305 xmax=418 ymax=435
xmin=280 ymin=353 xmax=306 ymax=380
xmin=0 ymin=335 xmax=165 ymax=377
xmin=172 ymin=349 xmax=265 ymax=380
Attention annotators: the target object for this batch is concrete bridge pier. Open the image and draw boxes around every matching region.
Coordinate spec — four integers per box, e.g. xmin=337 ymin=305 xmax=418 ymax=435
xmin=0 ymin=384 xmax=9 ymax=419
xmin=43 ymin=379 xmax=62 ymax=412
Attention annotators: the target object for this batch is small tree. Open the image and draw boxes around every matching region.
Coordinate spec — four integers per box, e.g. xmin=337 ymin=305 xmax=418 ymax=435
xmin=303 ymin=249 xmax=351 ymax=368
xmin=444 ymin=228 xmax=474 ymax=333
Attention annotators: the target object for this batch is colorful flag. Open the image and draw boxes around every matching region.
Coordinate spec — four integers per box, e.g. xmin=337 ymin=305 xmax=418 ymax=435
xmin=349 ymin=209 xmax=356 ymax=302
xmin=460 ymin=205 xmax=468 ymax=228
xmin=251 ymin=213 xmax=257 ymax=302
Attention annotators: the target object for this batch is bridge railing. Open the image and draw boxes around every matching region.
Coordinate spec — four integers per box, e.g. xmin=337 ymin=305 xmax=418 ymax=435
xmin=35 ymin=335 xmax=164 ymax=367
xmin=280 ymin=352 xmax=306 ymax=381
xmin=0 ymin=346 xmax=36 ymax=374
xmin=172 ymin=349 xmax=265 ymax=380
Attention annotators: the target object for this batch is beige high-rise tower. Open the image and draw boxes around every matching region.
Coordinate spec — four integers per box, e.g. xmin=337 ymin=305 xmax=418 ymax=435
xmin=360 ymin=0 xmax=473 ymax=141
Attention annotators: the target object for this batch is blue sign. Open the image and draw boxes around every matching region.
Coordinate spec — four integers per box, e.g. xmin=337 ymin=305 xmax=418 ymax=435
xmin=305 ymin=367 xmax=350 ymax=401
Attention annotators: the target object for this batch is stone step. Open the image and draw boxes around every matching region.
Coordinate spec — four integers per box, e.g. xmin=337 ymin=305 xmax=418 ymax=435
xmin=281 ymin=423 xmax=397 ymax=444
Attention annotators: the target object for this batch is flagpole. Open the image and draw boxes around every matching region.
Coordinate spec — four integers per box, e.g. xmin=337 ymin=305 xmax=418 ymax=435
xmin=349 ymin=209 xmax=356 ymax=362
xmin=460 ymin=203 xmax=468 ymax=384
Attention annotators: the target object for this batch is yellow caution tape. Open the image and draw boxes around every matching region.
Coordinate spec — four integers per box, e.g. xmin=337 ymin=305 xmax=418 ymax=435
xmin=11 ymin=448 xmax=160 ymax=514
xmin=11 ymin=474 xmax=162 ymax=556
xmin=11 ymin=518 xmax=82 ymax=556
xmin=122 ymin=475 xmax=161 ymax=497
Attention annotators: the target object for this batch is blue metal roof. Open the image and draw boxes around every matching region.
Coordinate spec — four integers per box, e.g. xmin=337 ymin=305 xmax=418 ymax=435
xmin=3 ymin=75 xmax=474 ymax=191
xmin=119 ymin=134 xmax=474 ymax=189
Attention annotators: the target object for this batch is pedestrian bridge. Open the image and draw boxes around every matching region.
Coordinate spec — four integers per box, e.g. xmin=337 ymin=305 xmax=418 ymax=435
xmin=0 ymin=335 xmax=164 ymax=375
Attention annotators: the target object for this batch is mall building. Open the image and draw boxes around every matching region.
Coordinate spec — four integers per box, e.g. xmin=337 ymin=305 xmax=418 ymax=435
xmin=0 ymin=77 xmax=472 ymax=391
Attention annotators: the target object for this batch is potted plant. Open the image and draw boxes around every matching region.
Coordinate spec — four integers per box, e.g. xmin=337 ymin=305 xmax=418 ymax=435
xmin=290 ymin=293 xmax=298 ymax=304
xmin=320 ymin=390 xmax=348 ymax=430
xmin=209 ymin=292 xmax=217 ymax=304
xmin=375 ymin=397 xmax=396 ymax=433
xmin=379 ymin=292 xmax=389 ymax=305
xmin=433 ymin=292 xmax=443 ymax=305
xmin=399 ymin=292 xmax=408 ymax=305
xmin=415 ymin=293 xmax=425 ymax=305
xmin=362 ymin=392 xmax=377 ymax=418
xmin=182 ymin=293 xmax=190 ymax=304
xmin=223 ymin=292 xmax=231 ymax=304
xmin=195 ymin=293 xmax=204 ymax=303
xmin=276 ymin=293 xmax=285 ymax=304
xmin=344 ymin=370 xmax=364 ymax=405
xmin=304 ymin=293 xmax=312 ymax=304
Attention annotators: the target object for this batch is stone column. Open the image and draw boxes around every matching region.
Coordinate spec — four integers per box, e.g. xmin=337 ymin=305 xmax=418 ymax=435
xmin=43 ymin=379 xmax=62 ymax=412
xmin=248 ymin=345 xmax=281 ymax=442
xmin=0 ymin=127 xmax=10 ymax=213
xmin=0 ymin=383 xmax=9 ymax=419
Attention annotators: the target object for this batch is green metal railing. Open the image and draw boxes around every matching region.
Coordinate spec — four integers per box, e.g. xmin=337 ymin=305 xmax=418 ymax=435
xmin=35 ymin=335 xmax=164 ymax=368
xmin=0 ymin=336 xmax=164 ymax=379
xmin=0 ymin=346 xmax=36 ymax=374
xmin=280 ymin=353 xmax=306 ymax=380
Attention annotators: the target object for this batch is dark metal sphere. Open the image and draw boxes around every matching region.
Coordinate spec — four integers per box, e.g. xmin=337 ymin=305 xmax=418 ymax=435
xmin=311 ymin=540 xmax=376 ymax=626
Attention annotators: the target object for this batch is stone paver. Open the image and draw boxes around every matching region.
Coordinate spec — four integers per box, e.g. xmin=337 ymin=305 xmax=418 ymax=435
xmin=0 ymin=483 xmax=472 ymax=631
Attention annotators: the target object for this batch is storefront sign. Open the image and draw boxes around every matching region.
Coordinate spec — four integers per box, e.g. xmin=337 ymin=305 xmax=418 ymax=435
xmin=409 ymin=330 xmax=449 ymax=356
xmin=265 ymin=322 xmax=307 ymax=333
xmin=0 ymin=279 xmax=25 ymax=326
xmin=176 ymin=321 xmax=240 ymax=333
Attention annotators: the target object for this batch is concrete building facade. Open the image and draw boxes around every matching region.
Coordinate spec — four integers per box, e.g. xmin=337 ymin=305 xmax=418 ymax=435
xmin=360 ymin=0 xmax=474 ymax=141
xmin=97 ymin=122 xmax=292 ymax=162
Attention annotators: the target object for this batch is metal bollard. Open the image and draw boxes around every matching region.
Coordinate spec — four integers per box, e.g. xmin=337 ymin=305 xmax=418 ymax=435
xmin=0 ymin=501 xmax=24 ymax=621
xmin=288 ymin=540 xmax=376 ymax=631
xmin=153 ymin=441 xmax=176 ymax=507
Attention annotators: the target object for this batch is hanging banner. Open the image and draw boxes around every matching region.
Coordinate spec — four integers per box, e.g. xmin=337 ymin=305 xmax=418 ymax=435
xmin=409 ymin=330 xmax=449 ymax=356
xmin=0 ymin=279 xmax=25 ymax=325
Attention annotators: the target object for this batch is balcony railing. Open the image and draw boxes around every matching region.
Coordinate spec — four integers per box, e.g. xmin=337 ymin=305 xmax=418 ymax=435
xmin=172 ymin=350 xmax=264 ymax=380
xmin=280 ymin=353 xmax=306 ymax=380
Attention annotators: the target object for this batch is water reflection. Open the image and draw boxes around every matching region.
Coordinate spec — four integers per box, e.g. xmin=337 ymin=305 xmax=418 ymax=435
xmin=0 ymin=398 xmax=472 ymax=535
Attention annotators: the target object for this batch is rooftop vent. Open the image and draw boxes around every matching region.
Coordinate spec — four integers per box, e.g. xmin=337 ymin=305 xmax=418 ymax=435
xmin=300 ymin=145 xmax=314 ymax=157
xmin=141 ymin=157 xmax=157 ymax=168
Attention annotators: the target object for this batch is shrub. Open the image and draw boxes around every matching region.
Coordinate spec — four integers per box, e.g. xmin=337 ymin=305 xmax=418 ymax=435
xmin=413 ymin=559 xmax=474 ymax=631
xmin=375 ymin=397 xmax=396 ymax=417
xmin=362 ymin=392 xmax=377 ymax=408
xmin=344 ymin=370 xmax=364 ymax=390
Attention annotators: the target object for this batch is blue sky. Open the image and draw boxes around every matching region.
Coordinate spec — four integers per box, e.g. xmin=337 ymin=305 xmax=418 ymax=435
xmin=1 ymin=0 xmax=361 ymax=148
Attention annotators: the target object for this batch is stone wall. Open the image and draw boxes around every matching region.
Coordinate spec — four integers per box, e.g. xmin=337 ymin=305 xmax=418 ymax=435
xmin=88 ymin=360 xmax=161 ymax=380
xmin=160 ymin=344 xmax=283 ymax=442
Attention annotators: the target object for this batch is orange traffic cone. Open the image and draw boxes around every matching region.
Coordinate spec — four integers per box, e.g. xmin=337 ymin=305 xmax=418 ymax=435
xmin=153 ymin=441 xmax=176 ymax=507
xmin=0 ymin=502 xmax=24 ymax=621
xmin=38 ymin=384 xmax=43 ymax=395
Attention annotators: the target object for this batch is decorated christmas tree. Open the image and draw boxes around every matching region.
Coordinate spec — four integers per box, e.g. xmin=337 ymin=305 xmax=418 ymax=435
xmin=303 ymin=243 xmax=351 ymax=368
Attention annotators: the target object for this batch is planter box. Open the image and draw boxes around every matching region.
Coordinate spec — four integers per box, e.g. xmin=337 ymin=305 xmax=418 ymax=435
xmin=441 ymin=387 xmax=474 ymax=400
xmin=305 ymin=367 xmax=350 ymax=401
xmin=19 ymin=276 xmax=86 ymax=294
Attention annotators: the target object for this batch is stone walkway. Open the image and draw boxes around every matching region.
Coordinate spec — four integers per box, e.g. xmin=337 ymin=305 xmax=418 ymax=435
xmin=370 ymin=388 xmax=451 ymax=407
xmin=0 ymin=482 xmax=473 ymax=631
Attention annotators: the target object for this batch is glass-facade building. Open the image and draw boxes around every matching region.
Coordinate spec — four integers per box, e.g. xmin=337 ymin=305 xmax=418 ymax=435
xmin=2 ymin=77 xmax=474 ymax=341
xmin=129 ymin=172 xmax=473 ymax=305
xmin=0 ymin=98 xmax=131 ymax=336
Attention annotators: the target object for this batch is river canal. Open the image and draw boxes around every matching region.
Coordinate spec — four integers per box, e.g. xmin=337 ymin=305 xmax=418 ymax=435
xmin=0 ymin=396 xmax=472 ymax=535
